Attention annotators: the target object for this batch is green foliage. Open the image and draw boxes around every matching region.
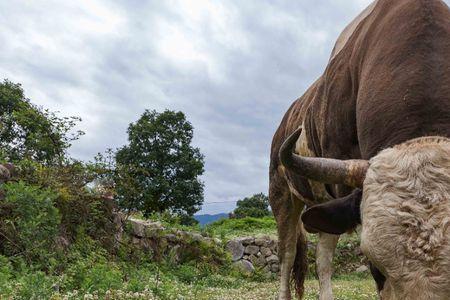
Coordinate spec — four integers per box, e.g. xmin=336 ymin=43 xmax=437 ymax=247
xmin=233 ymin=193 xmax=271 ymax=219
xmin=145 ymin=211 xmax=200 ymax=228
xmin=0 ymin=181 xmax=60 ymax=267
xmin=0 ymin=255 xmax=13 ymax=295
xmin=115 ymin=109 xmax=205 ymax=217
xmin=205 ymin=216 xmax=277 ymax=239
xmin=0 ymin=80 xmax=83 ymax=164
xmin=14 ymin=158 xmax=118 ymax=249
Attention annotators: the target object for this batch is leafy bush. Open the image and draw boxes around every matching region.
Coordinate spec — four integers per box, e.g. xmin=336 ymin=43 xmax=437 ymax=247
xmin=13 ymin=271 xmax=56 ymax=299
xmin=205 ymin=216 xmax=277 ymax=238
xmin=0 ymin=181 xmax=60 ymax=267
xmin=0 ymin=255 xmax=13 ymax=295
xmin=15 ymin=158 xmax=118 ymax=250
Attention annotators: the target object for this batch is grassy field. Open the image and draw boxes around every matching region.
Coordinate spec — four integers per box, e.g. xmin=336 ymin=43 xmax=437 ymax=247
xmin=56 ymin=276 xmax=377 ymax=299
xmin=183 ymin=278 xmax=378 ymax=300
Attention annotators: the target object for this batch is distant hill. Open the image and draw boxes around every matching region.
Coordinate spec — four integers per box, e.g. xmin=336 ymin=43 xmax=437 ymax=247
xmin=194 ymin=213 xmax=228 ymax=226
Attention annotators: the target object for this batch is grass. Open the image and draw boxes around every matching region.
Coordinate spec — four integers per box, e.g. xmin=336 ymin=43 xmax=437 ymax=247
xmin=203 ymin=278 xmax=378 ymax=300
xmin=203 ymin=216 xmax=277 ymax=239
xmin=42 ymin=276 xmax=377 ymax=299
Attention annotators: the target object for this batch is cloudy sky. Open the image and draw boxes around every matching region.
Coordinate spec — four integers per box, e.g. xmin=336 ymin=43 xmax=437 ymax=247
xmin=0 ymin=0 xmax=394 ymax=214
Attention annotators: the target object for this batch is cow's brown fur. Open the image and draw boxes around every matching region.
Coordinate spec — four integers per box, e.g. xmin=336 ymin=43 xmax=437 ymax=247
xmin=269 ymin=0 xmax=450 ymax=298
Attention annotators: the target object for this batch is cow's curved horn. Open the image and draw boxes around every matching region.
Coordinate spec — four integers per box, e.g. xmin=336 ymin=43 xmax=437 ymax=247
xmin=279 ymin=127 xmax=369 ymax=188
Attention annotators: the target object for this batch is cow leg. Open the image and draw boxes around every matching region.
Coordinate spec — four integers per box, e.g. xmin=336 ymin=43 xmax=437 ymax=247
xmin=316 ymin=232 xmax=339 ymax=300
xmin=277 ymin=193 xmax=304 ymax=300
xmin=270 ymin=171 xmax=306 ymax=300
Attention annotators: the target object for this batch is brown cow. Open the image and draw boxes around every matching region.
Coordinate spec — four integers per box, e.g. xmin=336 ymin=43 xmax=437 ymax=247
xmin=269 ymin=0 xmax=450 ymax=299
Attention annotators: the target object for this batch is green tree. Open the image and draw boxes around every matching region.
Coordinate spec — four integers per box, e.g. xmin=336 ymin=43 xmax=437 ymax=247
xmin=0 ymin=80 xmax=83 ymax=164
xmin=233 ymin=193 xmax=270 ymax=219
xmin=115 ymin=110 xmax=205 ymax=217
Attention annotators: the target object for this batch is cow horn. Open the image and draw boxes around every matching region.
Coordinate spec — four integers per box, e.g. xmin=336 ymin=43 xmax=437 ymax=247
xmin=279 ymin=127 xmax=369 ymax=188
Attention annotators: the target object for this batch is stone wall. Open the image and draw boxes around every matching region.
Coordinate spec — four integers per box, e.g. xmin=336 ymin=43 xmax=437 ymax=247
xmin=226 ymin=236 xmax=279 ymax=274
xmin=121 ymin=217 xmax=280 ymax=275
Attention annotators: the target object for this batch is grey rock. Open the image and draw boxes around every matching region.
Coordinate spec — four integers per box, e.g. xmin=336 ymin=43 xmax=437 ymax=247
xmin=266 ymin=254 xmax=279 ymax=264
xmin=130 ymin=220 xmax=146 ymax=237
xmin=248 ymin=254 xmax=258 ymax=264
xmin=270 ymin=263 xmax=280 ymax=273
xmin=237 ymin=237 xmax=254 ymax=245
xmin=267 ymin=239 xmax=277 ymax=251
xmin=226 ymin=240 xmax=245 ymax=261
xmin=234 ymin=260 xmax=255 ymax=274
xmin=356 ymin=265 xmax=369 ymax=273
xmin=254 ymin=238 xmax=267 ymax=247
xmin=255 ymin=255 xmax=267 ymax=267
xmin=245 ymin=245 xmax=260 ymax=255
xmin=260 ymin=247 xmax=272 ymax=257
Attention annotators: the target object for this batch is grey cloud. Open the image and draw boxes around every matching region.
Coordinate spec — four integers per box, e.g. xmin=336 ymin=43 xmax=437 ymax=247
xmin=2 ymin=0 xmax=445 ymax=214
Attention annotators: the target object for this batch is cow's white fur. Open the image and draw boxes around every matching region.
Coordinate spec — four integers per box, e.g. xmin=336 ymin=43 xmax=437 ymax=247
xmin=361 ymin=137 xmax=450 ymax=300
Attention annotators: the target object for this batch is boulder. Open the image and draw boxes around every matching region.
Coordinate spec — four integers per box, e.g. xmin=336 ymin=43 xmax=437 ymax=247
xmin=226 ymin=240 xmax=245 ymax=261
xmin=260 ymin=247 xmax=272 ymax=257
xmin=248 ymin=254 xmax=258 ymax=264
xmin=245 ymin=245 xmax=260 ymax=255
xmin=267 ymin=239 xmax=277 ymax=251
xmin=266 ymin=254 xmax=279 ymax=264
xmin=255 ymin=255 xmax=267 ymax=267
xmin=270 ymin=263 xmax=280 ymax=273
xmin=130 ymin=220 xmax=146 ymax=237
xmin=234 ymin=260 xmax=255 ymax=274
xmin=356 ymin=265 xmax=369 ymax=273
xmin=254 ymin=237 xmax=267 ymax=247
xmin=237 ymin=237 xmax=255 ymax=245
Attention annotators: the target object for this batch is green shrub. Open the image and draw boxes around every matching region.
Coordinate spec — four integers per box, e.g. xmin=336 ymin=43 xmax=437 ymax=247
xmin=0 ymin=255 xmax=13 ymax=296
xmin=15 ymin=158 xmax=118 ymax=251
xmin=14 ymin=271 xmax=56 ymax=300
xmin=0 ymin=181 xmax=60 ymax=267
xmin=205 ymin=216 xmax=276 ymax=238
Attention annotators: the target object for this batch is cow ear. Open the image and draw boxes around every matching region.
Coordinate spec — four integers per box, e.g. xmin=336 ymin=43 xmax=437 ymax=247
xmin=301 ymin=189 xmax=362 ymax=235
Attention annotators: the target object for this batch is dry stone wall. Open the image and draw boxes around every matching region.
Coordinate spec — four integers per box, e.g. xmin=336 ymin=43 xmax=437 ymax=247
xmin=121 ymin=217 xmax=280 ymax=275
xmin=226 ymin=236 xmax=279 ymax=274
